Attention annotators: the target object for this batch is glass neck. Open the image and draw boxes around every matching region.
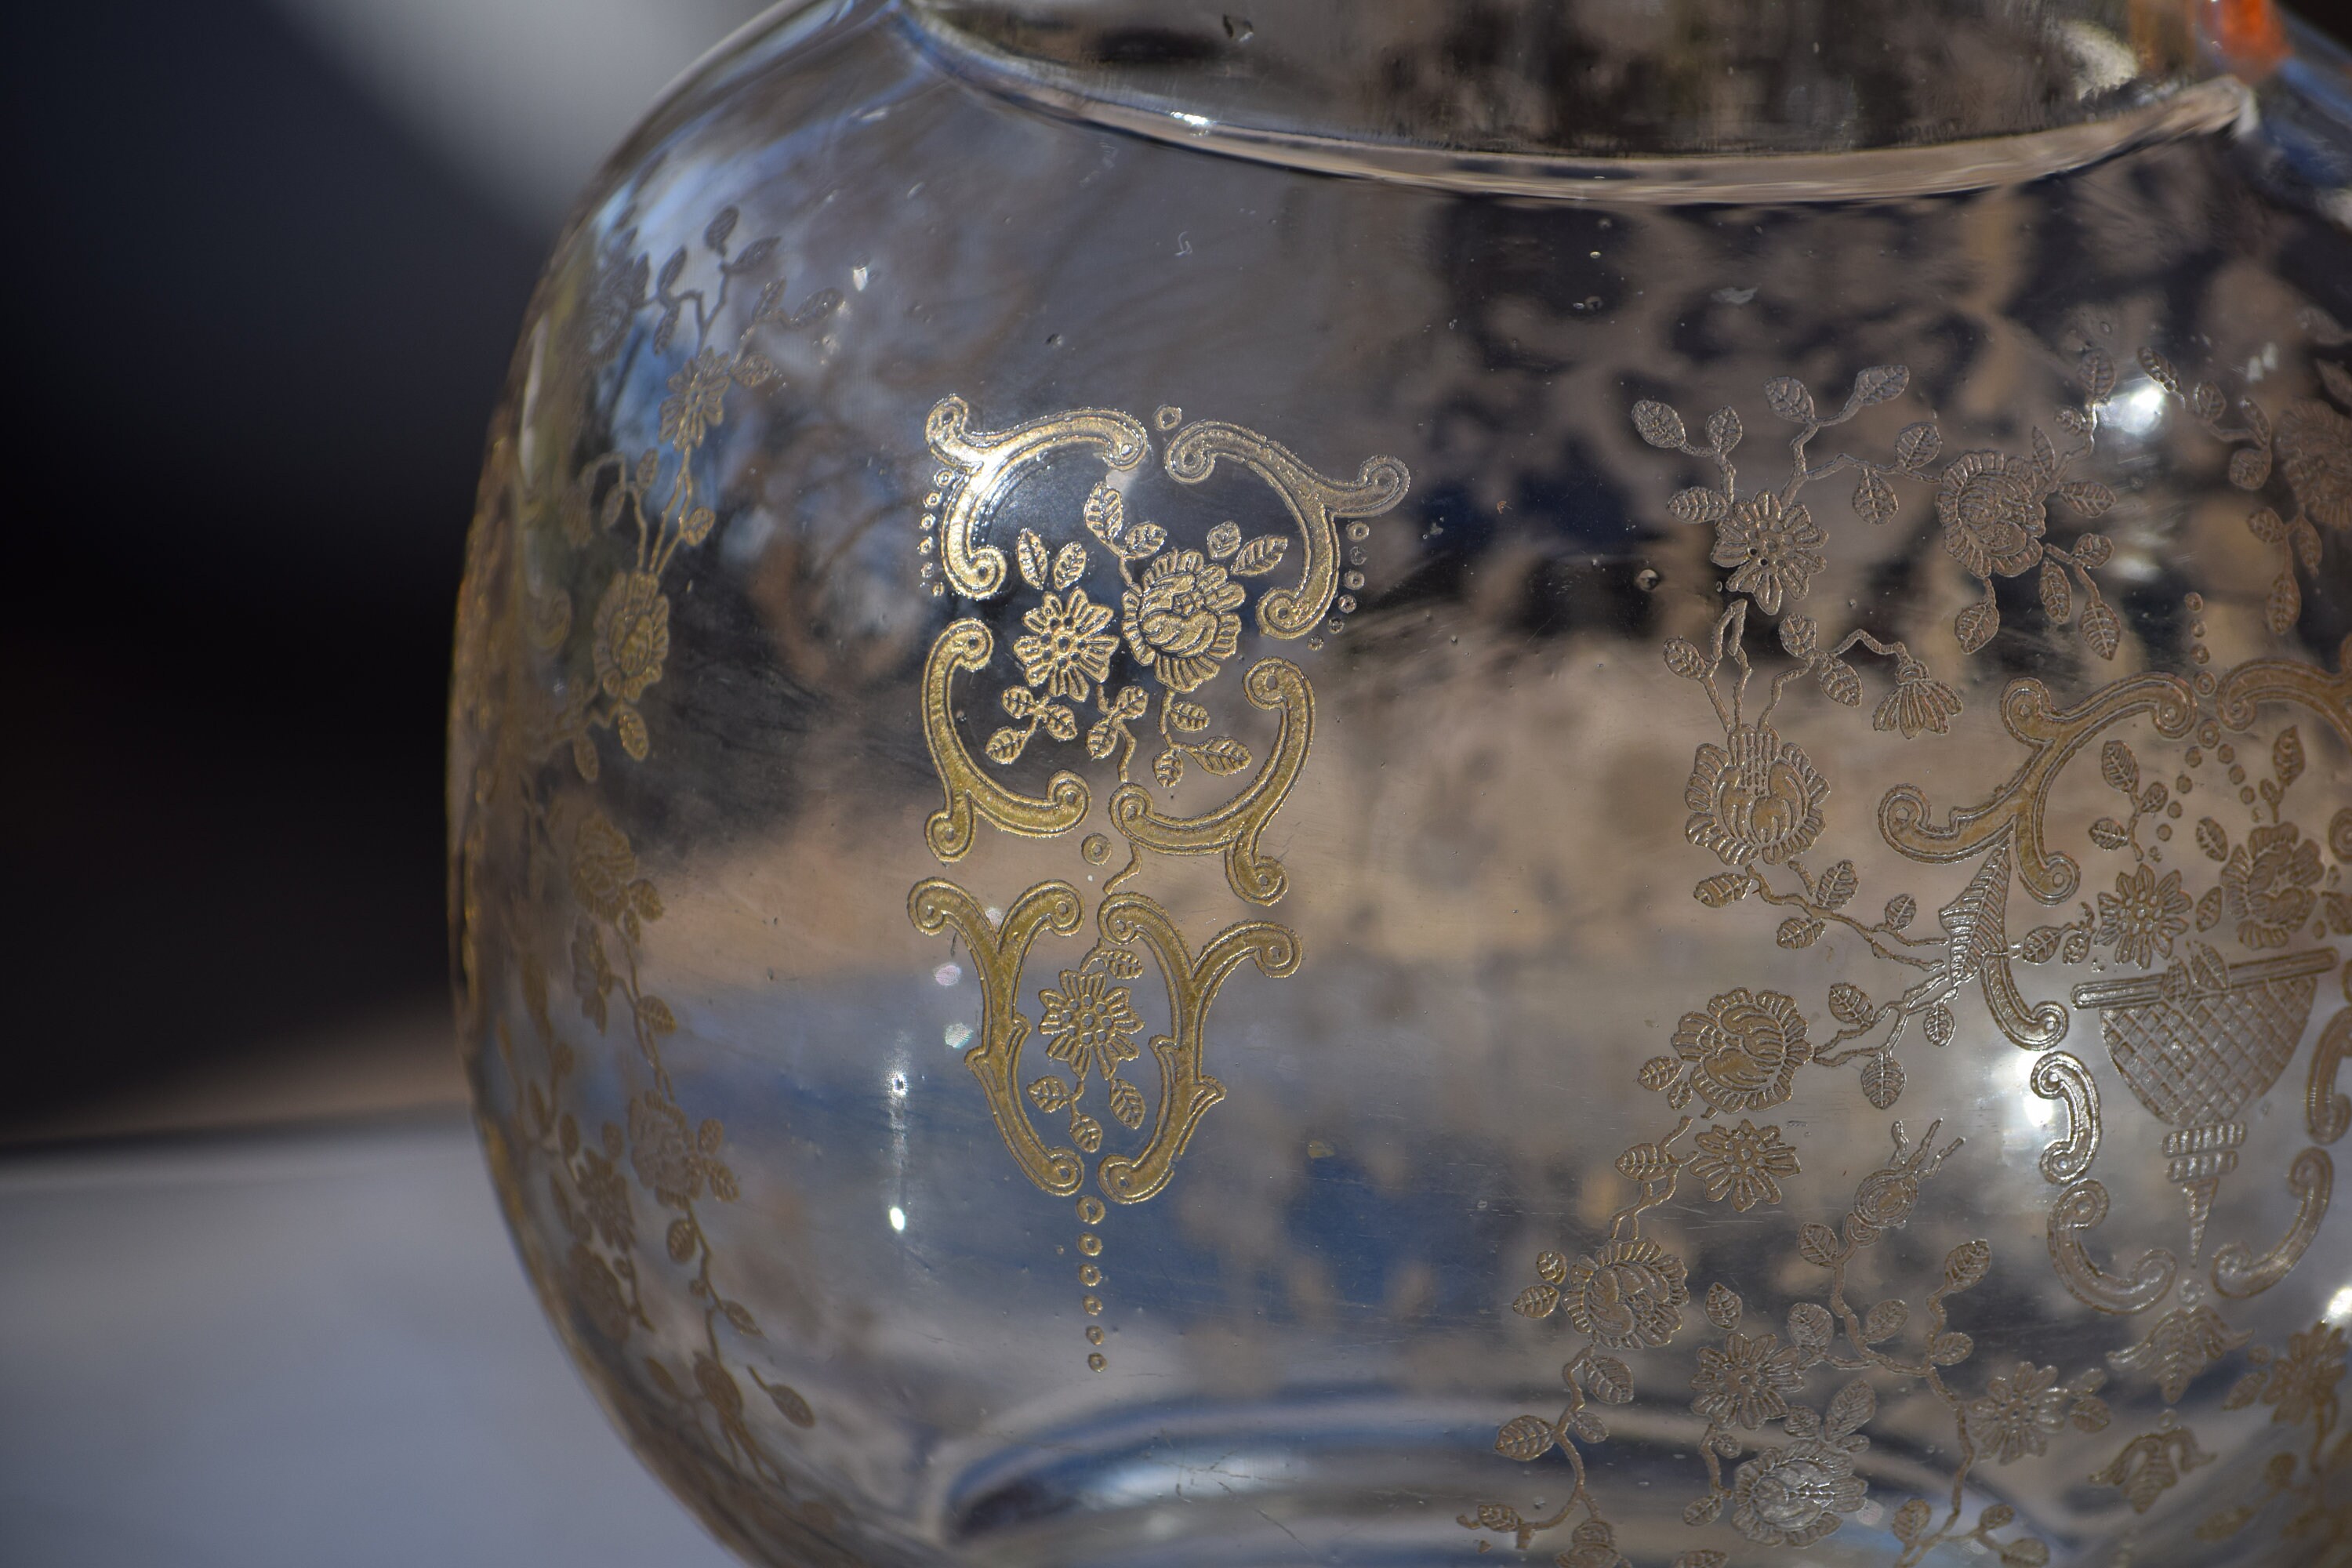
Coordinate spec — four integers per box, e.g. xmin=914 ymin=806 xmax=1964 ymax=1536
xmin=907 ymin=0 xmax=2282 ymax=158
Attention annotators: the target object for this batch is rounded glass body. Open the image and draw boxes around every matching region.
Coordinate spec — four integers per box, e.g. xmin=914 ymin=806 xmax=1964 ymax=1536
xmin=451 ymin=4 xmax=2352 ymax=1563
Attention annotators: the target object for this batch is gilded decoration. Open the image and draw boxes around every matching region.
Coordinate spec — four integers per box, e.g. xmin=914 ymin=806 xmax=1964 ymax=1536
xmin=909 ymin=397 xmax=1408 ymax=1367
xmin=1469 ymin=341 xmax=2352 ymax=1566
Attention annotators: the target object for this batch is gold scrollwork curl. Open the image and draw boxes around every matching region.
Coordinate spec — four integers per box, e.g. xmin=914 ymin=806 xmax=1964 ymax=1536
xmin=2213 ymin=1149 xmax=2334 ymax=1298
xmin=2031 ymin=1051 xmax=2103 ymax=1185
xmin=1108 ymin=658 xmax=1312 ymax=905
xmin=1880 ymin=673 xmax=2198 ymax=904
xmin=921 ymin=620 xmax=1091 ymax=860
xmin=2047 ymin=1178 xmax=2179 ymax=1315
xmin=909 ymin=877 xmax=1087 ymax=1195
xmin=2309 ymin=985 xmax=2352 ymax=1146
xmin=1162 ymin=419 xmax=1409 ymax=638
xmin=2210 ymin=642 xmax=2352 ymax=746
xmin=1094 ymin=895 xmax=1301 ymax=1204
xmin=927 ymin=397 xmax=1150 ymax=599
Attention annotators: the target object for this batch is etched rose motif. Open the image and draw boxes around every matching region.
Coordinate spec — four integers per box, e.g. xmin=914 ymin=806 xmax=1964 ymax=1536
xmin=1012 ymin=588 xmax=1119 ymax=703
xmin=1121 ymin=549 xmax=1244 ymax=691
xmin=1673 ymin=989 xmax=1813 ymax=1114
xmin=628 ymin=1091 xmax=700 ymax=1201
xmin=570 ymin=811 xmax=639 ymax=922
xmin=2221 ymin=822 xmax=2323 ymax=949
xmin=2276 ymin=398 xmax=2352 ymax=529
xmin=1683 ymin=724 xmax=1828 ymax=867
xmin=1036 ymin=969 xmax=1143 ymax=1082
xmin=570 ymin=1243 xmax=634 ymax=1341
xmin=659 ymin=348 xmax=733 ymax=448
xmin=2096 ymin=865 xmax=2192 ymax=968
xmin=1969 ymin=1363 xmax=2071 ymax=1464
xmin=1689 ymin=1119 xmax=1802 ymax=1210
xmin=593 ymin=570 xmax=671 ymax=702
xmin=2259 ymin=1323 xmax=2347 ymax=1427
xmin=1711 ymin=493 xmax=1827 ymax=615
xmin=1937 ymin=450 xmax=2047 ymax=579
xmin=1691 ymin=1330 xmax=1805 ymax=1429
xmin=1872 ymin=655 xmax=1962 ymax=739
xmin=1730 ymin=1438 xmax=1867 ymax=1548
xmin=1562 ymin=1237 xmax=1689 ymax=1349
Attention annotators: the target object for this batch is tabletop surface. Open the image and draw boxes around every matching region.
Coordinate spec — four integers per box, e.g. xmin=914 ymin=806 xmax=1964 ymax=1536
xmin=0 ymin=1112 xmax=741 ymax=1568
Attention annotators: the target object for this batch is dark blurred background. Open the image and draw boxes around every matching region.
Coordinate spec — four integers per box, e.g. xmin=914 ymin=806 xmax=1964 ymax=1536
xmin=5 ymin=0 xmax=2351 ymax=1142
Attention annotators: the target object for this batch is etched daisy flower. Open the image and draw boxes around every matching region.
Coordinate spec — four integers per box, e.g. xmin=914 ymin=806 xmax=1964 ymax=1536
xmin=1711 ymin=493 xmax=1827 ymax=615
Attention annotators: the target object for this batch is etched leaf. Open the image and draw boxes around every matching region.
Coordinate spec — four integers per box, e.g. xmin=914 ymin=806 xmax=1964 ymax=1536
xmin=722 ymin=1299 xmax=760 ymax=1336
xmin=1639 ymin=1056 xmax=1682 ymax=1091
xmin=1817 ymin=860 xmax=1858 ymax=910
xmin=1587 ymin=1355 xmax=1635 ymax=1405
xmin=2072 ymin=532 xmax=2113 ymax=567
xmin=1861 ymin=1054 xmax=1906 ymax=1109
xmin=1082 ymin=482 xmax=1123 ymax=542
xmin=2021 ymin=926 xmax=2065 ymax=963
xmin=1682 ymin=1496 xmax=1726 ymax=1528
xmin=1084 ymin=718 xmax=1121 ymax=759
xmin=1664 ymin=637 xmax=1708 ymax=679
xmin=1864 ymin=1298 xmax=1911 ymax=1343
xmin=2040 ymin=560 xmax=2074 ymax=623
xmin=1936 ymin=844 xmax=2013 ymax=987
xmin=1777 ymin=916 xmax=1824 ymax=949
xmin=2080 ymin=349 xmax=2118 ymax=402
xmin=1829 ymin=982 xmax=1875 ymax=1026
xmin=1896 ymin=420 xmax=1943 ymax=469
xmin=1854 ymin=468 xmax=1897 ymax=525
xmin=2060 ymin=481 xmax=2116 ymax=517
xmin=1000 ymin=686 xmax=1039 ymax=720
xmin=702 ymin=206 xmax=739 ymax=250
xmin=1945 ymin=1238 xmax=1993 ymax=1290
xmin=1052 ymin=541 xmax=1088 ymax=590
xmin=1706 ymin=1283 xmax=1744 ymax=1330
xmin=2195 ymin=817 xmax=2229 ymax=862
xmin=2268 ymin=570 xmax=2302 ymax=635
xmin=1633 ymin=400 xmax=1687 ymax=448
xmin=1537 ymin=1251 xmax=1569 ymax=1285
xmin=1884 ymin=894 xmax=1916 ymax=930
xmin=1194 ymin=736 xmax=1253 ymax=775
xmin=667 ymin=1217 xmax=698 ymax=1261
xmin=616 ymin=706 xmax=649 ymax=760
xmin=1674 ymin=1552 xmax=1728 ymax=1568
xmin=2248 ymin=505 xmax=2288 ymax=543
xmin=985 ymin=727 xmax=1027 ymax=765
xmin=2001 ymin=1538 xmax=2052 ymax=1568
xmin=1205 ymin=521 xmax=1242 ymax=558
xmin=1617 ymin=1143 xmax=1673 ymax=1181
xmin=1027 ymin=1076 xmax=1073 ymax=1112
xmin=2077 ymin=591 xmax=2117 ymax=661
xmin=2062 ymin=927 xmax=2094 ymax=962
xmin=1817 ymin=658 xmax=1862 ymax=706
xmin=2275 ymin=727 xmax=2306 ymax=789
xmin=1105 ymin=1076 xmax=1147 ymax=1130
xmin=1566 ymin=1410 xmax=1609 ymax=1445
xmin=1929 ymin=1330 xmax=1976 ymax=1365
xmin=1789 ymin=1301 xmax=1834 ymax=1352
xmin=2294 ymin=517 xmax=2324 ymax=573
xmin=1017 ymin=529 xmax=1051 ymax=589
xmin=1495 ymin=1415 xmax=1558 ymax=1461
xmin=2229 ymin=446 xmax=2272 ymax=490
xmin=2223 ymin=1370 xmax=2266 ymax=1410
xmin=2100 ymin=739 xmax=2140 ymax=796
xmin=1852 ymin=363 xmax=1910 ymax=407
xmin=2089 ymin=817 xmax=2129 ymax=850
xmin=1764 ymin=376 xmax=1816 ymax=423
xmin=1956 ymin=595 xmax=2000 ymax=653
xmin=1894 ymin=1498 xmax=1934 ymax=1542
xmin=2193 ymin=381 xmax=2227 ymax=425
xmin=657 ymin=246 xmax=688 ymax=290
xmin=1828 ymin=1377 xmax=1877 ymax=1437
xmin=1168 ymin=699 xmax=1211 ymax=732
xmin=1116 ymin=521 xmax=1165 ymax=559
xmin=1152 ymin=747 xmax=1183 ymax=787
xmin=679 ymin=505 xmax=717 ymax=546
xmin=1070 ymin=1112 xmax=1103 ymax=1153
xmin=1695 ymin=873 xmax=1750 ymax=908
xmin=1708 ymin=407 xmax=1744 ymax=452
xmin=731 ymin=352 xmax=779 ymax=389
xmin=2031 ymin=426 xmax=2060 ymax=481
xmin=637 ymin=994 xmax=677 ymax=1036
xmin=1923 ymin=1004 xmax=1956 ymax=1047
xmin=1514 ymin=1284 xmax=1562 ymax=1319
xmin=764 ymin=1381 xmax=816 ymax=1428
xmin=1799 ymin=1222 xmax=1841 ymax=1269
xmin=1778 ymin=615 xmax=1820 ymax=660
xmin=1231 ymin=535 xmax=1289 ymax=576
xmin=1670 ymin=486 xmax=1729 ymax=525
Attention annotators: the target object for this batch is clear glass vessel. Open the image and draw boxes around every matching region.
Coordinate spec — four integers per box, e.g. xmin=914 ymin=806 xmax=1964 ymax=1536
xmin=450 ymin=3 xmax=2352 ymax=1564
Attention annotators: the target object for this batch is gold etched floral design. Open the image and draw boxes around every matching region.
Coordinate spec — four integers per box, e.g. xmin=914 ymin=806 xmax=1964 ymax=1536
xmin=2222 ymin=822 xmax=2325 ymax=949
xmin=1682 ymin=725 xmax=1828 ymax=867
xmin=2095 ymin=865 xmax=2192 ymax=967
xmin=1690 ymin=1326 xmax=1804 ymax=1428
xmin=912 ymin=399 xmax=1409 ymax=1366
xmin=2196 ymin=1319 xmax=2350 ymax=1550
xmin=1966 ymin=1361 xmax=2109 ymax=1464
xmin=2276 ymin=394 xmax=2352 ymax=529
xmin=1709 ymin=492 xmax=1826 ymax=616
xmin=1688 ymin=1119 xmax=1801 ymax=1210
xmin=1658 ymin=988 xmax=1813 ymax=1115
